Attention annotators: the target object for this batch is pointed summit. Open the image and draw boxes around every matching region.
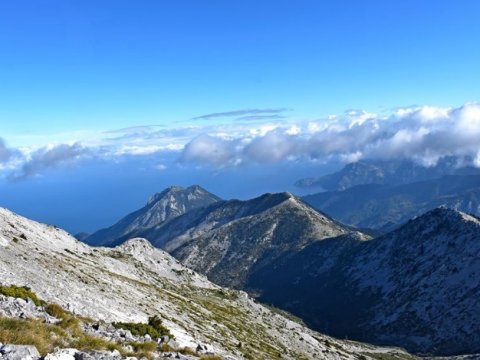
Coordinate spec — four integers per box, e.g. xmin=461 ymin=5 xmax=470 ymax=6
xmin=147 ymin=185 xmax=185 ymax=205
xmin=84 ymin=185 xmax=221 ymax=246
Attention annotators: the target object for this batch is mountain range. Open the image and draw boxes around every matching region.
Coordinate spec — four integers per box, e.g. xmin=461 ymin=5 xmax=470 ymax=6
xmin=302 ymin=174 xmax=480 ymax=231
xmin=87 ymin=189 xmax=364 ymax=289
xmin=84 ymin=185 xmax=480 ymax=356
xmin=295 ymin=158 xmax=480 ymax=191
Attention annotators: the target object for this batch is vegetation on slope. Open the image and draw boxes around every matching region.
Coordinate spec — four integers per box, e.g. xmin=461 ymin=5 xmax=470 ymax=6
xmin=0 ymin=285 xmax=45 ymax=307
xmin=0 ymin=287 xmax=159 ymax=359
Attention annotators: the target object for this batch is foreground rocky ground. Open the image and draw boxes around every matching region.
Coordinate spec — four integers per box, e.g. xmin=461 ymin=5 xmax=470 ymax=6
xmin=0 ymin=207 xmax=418 ymax=359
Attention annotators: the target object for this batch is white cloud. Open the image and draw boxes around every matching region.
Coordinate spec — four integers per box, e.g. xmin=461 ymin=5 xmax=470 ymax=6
xmin=181 ymin=134 xmax=240 ymax=167
xmin=2 ymin=102 xmax=480 ymax=180
xmin=179 ymin=102 xmax=480 ymax=168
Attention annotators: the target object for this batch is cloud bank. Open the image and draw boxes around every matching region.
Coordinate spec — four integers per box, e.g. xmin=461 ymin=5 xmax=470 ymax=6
xmin=181 ymin=102 xmax=480 ymax=168
xmin=1 ymin=102 xmax=480 ymax=181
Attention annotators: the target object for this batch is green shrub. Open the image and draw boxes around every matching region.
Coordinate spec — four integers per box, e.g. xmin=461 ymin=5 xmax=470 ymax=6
xmin=112 ymin=315 xmax=172 ymax=339
xmin=0 ymin=285 xmax=44 ymax=306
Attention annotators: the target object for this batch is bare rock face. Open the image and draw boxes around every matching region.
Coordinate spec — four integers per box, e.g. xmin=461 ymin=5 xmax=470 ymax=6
xmin=0 ymin=344 xmax=41 ymax=360
xmin=0 ymin=295 xmax=58 ymax=323
xmin=43 ymin=348 xmax=78 ymax=360
xmin=0 ymin=207 xmax=414 ymax=360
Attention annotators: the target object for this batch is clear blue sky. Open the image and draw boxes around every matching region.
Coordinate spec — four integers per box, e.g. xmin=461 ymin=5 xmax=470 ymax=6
xmin=1 ymin=1 xmax=480 ymax=233
xmin=1 ymin=0 xmax=479 ymax=141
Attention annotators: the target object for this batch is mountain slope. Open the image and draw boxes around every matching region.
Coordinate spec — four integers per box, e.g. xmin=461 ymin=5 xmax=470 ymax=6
xmin=123 ymin=192 xmax=362 ymax=289
xmin=0 ymin=207 xmax=412 ymax=360
xmin=249 ymin=207 xmax=480 ymax=355
xmin=295 ymin=158 xmax=480 ymax=191
xmin=84 ymin=185 xmax=221 ymax=246
xmin=303 ymin=174 xmax=480 ymax=231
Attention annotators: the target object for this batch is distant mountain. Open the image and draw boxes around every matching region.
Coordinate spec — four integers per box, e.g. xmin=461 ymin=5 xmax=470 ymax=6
xmin=303 ymin=174 xmax=480 ymax=231
xmin=295 ymin=158 xmax=480 ymax=191
xmin=167 ymin=193 xmax=362 ymax=288
xmin=113 ymin=192 xmax=362 ymax=288
xmin=0 ymin=207 xmax=416 ymax=360
xmin=249 ymin=207 xmax=480 ymax=355
xmin=84 ymin=185 xmax=221 ymax=246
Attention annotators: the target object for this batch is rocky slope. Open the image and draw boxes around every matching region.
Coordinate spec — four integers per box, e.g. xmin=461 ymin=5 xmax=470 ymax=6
xmin=295 ymin=158 xmax=480 ymax=191
xmin=0 ymin=207 xmax=412 ymax=360
xmin=117 ymin=192 xmax=362 ymax=289
xmin=303 ymin=175 xmax=480 ymax=231
xmin=249 ymin=207 xmax=480 ymax=355
xmin=84 ymin=185 xmax=221 ymax=246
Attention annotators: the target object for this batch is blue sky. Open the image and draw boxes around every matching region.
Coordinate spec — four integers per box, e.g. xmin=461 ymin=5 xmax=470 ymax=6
xmin=1 ymin=1 xmax=480 ymax=140
xmin=0 ymin=1 xmax=479 ymax=232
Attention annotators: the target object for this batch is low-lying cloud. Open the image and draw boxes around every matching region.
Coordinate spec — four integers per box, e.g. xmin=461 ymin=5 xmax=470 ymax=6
xmin=2 ymin=102 xmax=480 ymax=181
xmin=182 ymin=102 xmax=480 ymax=168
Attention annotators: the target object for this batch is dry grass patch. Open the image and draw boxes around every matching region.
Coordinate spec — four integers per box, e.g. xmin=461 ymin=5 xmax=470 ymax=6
xmin=200 ymin=355 xmax=224 ymax=360
xmin=0 ymin=317 xmax=65 ymax=355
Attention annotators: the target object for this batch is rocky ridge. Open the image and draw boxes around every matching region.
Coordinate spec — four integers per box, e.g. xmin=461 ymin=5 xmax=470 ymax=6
xmin=114 ymin=191 xmax=362 ymax=289
xmin=249 ymin=207 xmax=480 ymax=355
xmin=295 ymin=158 xmax=480 ymax=191
xmin=0 ymin=207 xmax=413 ymax=360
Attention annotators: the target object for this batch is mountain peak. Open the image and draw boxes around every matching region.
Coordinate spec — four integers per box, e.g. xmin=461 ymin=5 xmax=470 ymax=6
xmin=85 ymin=185 xmax=221 ymax=246
xmin=411 ymin=206 xmax=480 ymax=227
xmin=159 ymin=190 xmax=351 ymax=288
xmin=256 ymin=191 xmax=298 ymax=204
xmin=117 ymin=237 xmax=153 ymax=250
xmin=147 ymin=185 xmax=213 ymax=205
xmin=147 ymin=185 xmax=184 ymax=204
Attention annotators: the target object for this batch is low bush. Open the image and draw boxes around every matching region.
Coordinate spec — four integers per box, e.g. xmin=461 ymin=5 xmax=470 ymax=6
xmin=113 ymin=315 xmax=172 ymax=339
xmin=0 ymin=285 xmax=44 ymax=306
